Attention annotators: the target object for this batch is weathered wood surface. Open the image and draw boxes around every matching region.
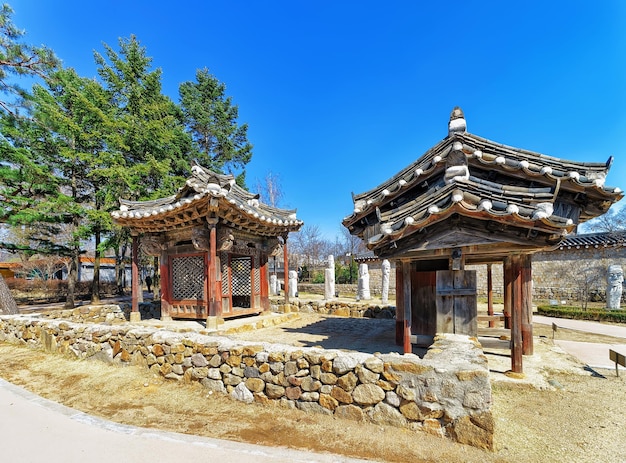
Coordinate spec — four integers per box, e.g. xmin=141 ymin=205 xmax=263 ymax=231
xmin=435 ymin=270 xmax=477 ymax=336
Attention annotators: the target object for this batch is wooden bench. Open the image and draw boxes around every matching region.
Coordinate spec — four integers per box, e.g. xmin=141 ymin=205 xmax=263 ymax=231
xmin=609 ymin=349 xmax=625 ymax=377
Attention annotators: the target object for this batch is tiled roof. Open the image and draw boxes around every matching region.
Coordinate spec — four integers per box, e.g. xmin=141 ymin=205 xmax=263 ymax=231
xmin=343 ymin=107 xmax=623 ymax=258
xmin=111 ymin=165 xmax=303 ymax=235
xmin=558 ymin=231 xmax=626 ymax=249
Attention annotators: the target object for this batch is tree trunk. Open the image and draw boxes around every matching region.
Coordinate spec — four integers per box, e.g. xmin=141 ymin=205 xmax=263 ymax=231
xmin=115 ymin=242 xmax=128 ymax=295
xmin=64 ymin=250 xmax=78 ymax=309
xmin=0 ymin=273 xmax=18 ymax=315
xmin=91 ymin=228 xmax=101 ymax=304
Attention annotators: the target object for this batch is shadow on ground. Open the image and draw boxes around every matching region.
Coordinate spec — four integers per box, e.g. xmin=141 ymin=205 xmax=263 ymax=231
xmin=275 ymin=316 xmax=427 ymax=357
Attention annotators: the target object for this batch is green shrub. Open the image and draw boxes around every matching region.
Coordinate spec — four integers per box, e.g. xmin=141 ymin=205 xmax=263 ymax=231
xmin=537 ymin=305 xmax=626 ymax=323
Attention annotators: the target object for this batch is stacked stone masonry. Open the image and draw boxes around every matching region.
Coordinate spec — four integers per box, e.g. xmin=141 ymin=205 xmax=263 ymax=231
xmin=468 ymin=245 xmax=626 ymax=302
xmin=274 ymin=300 xmax=396 ymax=319
xmin=0 ymin=309 xmax=493 ymax=450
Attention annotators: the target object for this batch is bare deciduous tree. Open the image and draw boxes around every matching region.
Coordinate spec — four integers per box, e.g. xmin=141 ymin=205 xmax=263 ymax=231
xmin=255 ymin=171 xmax=284 ymax=208
xmin=580 ymin=204 xmax=626 ymax=234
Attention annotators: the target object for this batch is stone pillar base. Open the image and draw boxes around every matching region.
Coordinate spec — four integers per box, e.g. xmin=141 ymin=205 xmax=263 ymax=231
xmin=160 ymin=315 xmax=173 ymax=321
xmin=206 ymin=316 xmax=223 ymax=330
xmin=129 ymin=312 xmax=141 ymax=322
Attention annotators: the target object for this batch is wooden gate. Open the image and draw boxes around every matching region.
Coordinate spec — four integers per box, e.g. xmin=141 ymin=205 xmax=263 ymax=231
xmin=435 ymin=270 xmax=477 ymax=336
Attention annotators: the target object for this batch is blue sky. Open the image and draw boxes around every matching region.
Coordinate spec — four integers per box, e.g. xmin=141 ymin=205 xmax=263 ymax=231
xmin=9 ymin=0 xmax=626 ymax=240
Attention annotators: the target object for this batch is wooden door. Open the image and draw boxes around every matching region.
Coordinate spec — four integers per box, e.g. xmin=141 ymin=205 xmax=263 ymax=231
xmin=436 ymin=270 xmax=477 ymax=335
xmin=412 ymin=270 xmax=437 ymax=336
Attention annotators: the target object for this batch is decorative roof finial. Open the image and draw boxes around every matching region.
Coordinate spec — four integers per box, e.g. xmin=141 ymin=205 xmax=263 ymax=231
xmin=448 ymin=106 xmax=467 ymax=135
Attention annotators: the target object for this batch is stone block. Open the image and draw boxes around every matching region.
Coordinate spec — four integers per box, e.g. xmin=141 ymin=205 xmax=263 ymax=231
xmin=265 ymin=383 xmax=285 ymax=399
xmin=245 ymin=378 xmax=265 ymax=393
xmin=334 ymin=404 xmax=365 ymax=422
xmin=337 ymin=372 xmax=357 ymax=392
xmin=352 ymin=383 xmax=385 ymax=405
xmin=319 ymin=394 xmax=339 ymax=411
xmin=368 ymin=402 xmax=407 ymax=427
xmin=330 ymin=386 xmax=353 ymax=404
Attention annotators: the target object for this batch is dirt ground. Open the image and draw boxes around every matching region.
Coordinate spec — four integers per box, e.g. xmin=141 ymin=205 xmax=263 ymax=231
xmin=1 ymin=312 xmax=626 ymax=462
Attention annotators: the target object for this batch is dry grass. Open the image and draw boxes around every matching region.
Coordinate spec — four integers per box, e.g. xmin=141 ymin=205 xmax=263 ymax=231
xmin=1 ymin=328 xmax=626 ymax=462
xmin=0 ymin=343 xmax=495 ymax=463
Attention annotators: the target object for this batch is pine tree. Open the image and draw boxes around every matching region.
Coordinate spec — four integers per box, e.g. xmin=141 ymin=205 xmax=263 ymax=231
xmin=94 ymin=35 xmax=192 ymax=200
xmin=179 ymin=68 xmax=252 ymax=187
xmin=0 ymin=3 xmax=58 ymax=115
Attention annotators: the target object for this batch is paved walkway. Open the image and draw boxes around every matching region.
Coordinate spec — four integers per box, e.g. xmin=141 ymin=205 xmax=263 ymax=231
xmin=533 ymin=315 xmax=626 ymax=370
xmin=0 ymin=378 xmax=374 ymax=463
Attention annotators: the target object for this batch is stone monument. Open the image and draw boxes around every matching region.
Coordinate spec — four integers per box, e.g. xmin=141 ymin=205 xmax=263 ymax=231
xmin=288 ymin=270 xmax=298 ymax=298
xmin=269 ymin=274 xmax=278 ymax=295
xmin=381 ymin=259 xmax=391 ymax=305
xmin=324 ymin=255 xmax=335 ymax=300
xmin=357 ymin=263 xmax=371 ymax=300
xmin=607 ymin=264 xmax=623 ymax=310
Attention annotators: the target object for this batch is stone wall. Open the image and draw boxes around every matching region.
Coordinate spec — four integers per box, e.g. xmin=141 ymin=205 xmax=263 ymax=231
xmin=467 ymin=245 xmax=626 ymax=303
xmin=0 ymin=311 xmax=493 ymax=449
xmin=275 ymin=299 xmax=396 ymax=319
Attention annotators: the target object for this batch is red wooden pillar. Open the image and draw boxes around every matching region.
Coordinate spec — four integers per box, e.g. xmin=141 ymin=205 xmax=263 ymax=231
xmin=130 ymin=235 xmax=140 ymax=322
xmin=283 ymin=237 xmax=289 ymax=305
xmin=487 ymin=263 xmax=495 ymax=328
xmin=159 ymin=248 xmax=171 ymax=320
xmin=402 ymin=260 xmax=412 ymax=354
xmin=521 ymin=254 xmax=534 ymax=355
xmin=395 ymin=262 xmax=404 ymax=346
xmin=206 ymin=220 xmax=221 ymax=329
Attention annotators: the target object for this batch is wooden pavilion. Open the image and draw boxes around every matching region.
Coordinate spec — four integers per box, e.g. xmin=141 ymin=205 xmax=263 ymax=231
xmin=111 ymin=164 xmax=303 ymax=328
xmin=343 ymin=107 xmax=623 ymax=372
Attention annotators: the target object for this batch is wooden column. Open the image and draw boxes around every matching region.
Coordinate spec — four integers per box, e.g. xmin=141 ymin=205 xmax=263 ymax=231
xmin=503 ymin=259 xmax=512 ymax=330
xmin=487 ymin=263 xmax=495 ymax=328
xmin=395 ymin=262 xmax=404 ymax=345
xmin=521 ymin=254 xmax=534 ymax=355
xmin=159 ymin=248 xmax=171 ymax=321
xmin=206 ymin=220 xmax=221 ymax=329
xmin=283 ymin=237 xmax=289 ymax=305
xmin=402 ymin=260 xmax=412 ymax=354
xmin=505 ymin=256 xmax=523 ymax=374
xmin=130 ymin=235 xmax=140 ymax=322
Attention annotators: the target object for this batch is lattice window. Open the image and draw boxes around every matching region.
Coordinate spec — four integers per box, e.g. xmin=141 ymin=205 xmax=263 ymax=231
xmin=231 ymin=256 xmax=251 ymax=296
xmin=221 ymin=252 xmax=229 ymax=296
xmin=171 ymin=255 xmax=205 ymax=300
